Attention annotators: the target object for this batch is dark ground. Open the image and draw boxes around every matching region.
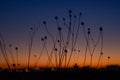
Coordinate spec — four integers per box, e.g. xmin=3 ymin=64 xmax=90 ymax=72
xmin=0 ymin=65 xmax=120 ymax=80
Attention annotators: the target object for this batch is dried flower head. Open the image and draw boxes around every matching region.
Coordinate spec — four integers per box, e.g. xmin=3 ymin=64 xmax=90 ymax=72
xmin=57 ymin=40 xmax=60 ymax=43
xmin=9 ymin=44 xmax=12 ymax=47
xmin=64 ymin=49 xmax=67 ymax=53
xmin=63 ymin=18 xmax=65 ymax=21
xmin=88 ymin=28 xmax=90 ymax=34
xmin=55 ymin=48 xmax=57 ymax=51
xmin=74 ymin=15 xmax=76 ymax=18
xmin=99 ymin=27 xmax=103 ymax=31
xmin=55 ymin=16 xmax=58 ymax=20
xmin=15 ymin=47 xmax=18 ymax=50
xmin=108 ymin=56 xmax=110 ymax=59
xmin=13 ymin=64 xmax=16 ymax=67
xmin=58 ymin=27 xmax=62 ymax=31
xmin=80 ymin=12 xmax=82 ymax=16
xmin=81 ymin=21 xmax=84 ymax=26
xmin=69 ymin=10 xmax=72 ymax=14
xmin=30 ymin=27 xmax=33 ymax=31
xmin=44 ymin=36 xmax=47 ymax=39
xmin=78 ymin=50 xmax=80 ymax=52
xmin=43 ymin=21 xmax=46 ymax=24
xmin=41 ymin=38 xmax=44 ymax=41
xmin=101 ymin=52 xmax=103 ymax=55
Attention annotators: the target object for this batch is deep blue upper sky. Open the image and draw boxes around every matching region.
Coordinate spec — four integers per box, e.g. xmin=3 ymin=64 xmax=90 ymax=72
xmin=0 ymin=0 xmax=120 ymax=66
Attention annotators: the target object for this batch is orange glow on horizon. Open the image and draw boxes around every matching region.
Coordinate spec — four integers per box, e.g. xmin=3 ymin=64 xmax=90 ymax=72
xmin=0 ymin=51 xmax=120 ymax=69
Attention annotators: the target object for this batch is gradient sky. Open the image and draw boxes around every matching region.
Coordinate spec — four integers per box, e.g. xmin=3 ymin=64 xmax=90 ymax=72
xmin=0 ymin=0 xmax=120 ymax=68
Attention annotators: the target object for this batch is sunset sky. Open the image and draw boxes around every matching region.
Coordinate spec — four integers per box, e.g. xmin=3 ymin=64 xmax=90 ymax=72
xmin=0 ymin=0 xmax=120 ymax=68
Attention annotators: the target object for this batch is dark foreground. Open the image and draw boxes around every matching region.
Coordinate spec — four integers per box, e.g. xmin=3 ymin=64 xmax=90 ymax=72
xmin=0 ymin=66 xmax=120 ymax=80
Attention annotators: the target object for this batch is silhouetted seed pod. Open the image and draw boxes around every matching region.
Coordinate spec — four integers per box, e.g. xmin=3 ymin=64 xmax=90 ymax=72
xmin=9 ymin=44 xmax=11 ymax=47
xmin=74 ymin=15 xmax=76 ymax=18
xmin=81 ymin=22 xmax=84 ymax=26
xmin=30 ymin=27 xmax=34 ymax=31
xmin=57 ymin=40 xmax=60 ymax=43
xmin=66 ymin=41 xmax=68 ymax=45
xmin=15 ymin=47 xmax=18 ymax=50
xmin=63 ymin=18 xmax=65 ymax=21
xmin=55 ymin=16 xmax=58 ymax=20
xmin=58 ymin=27 xmax=62 ymax=31
xmin=74 ymin=49 xmax=76 ymax=52
xmin=88 ymin=28 xmax=90 ymax=34
xmin=78 ymin=50 xmax=80 ymax=52
xmin=13 ymin=64 xmax=16 ymax=67
xmin=41 ymin=38 xmax=44 ymax=41
xmin=99 ymin=27 xmax=103 ymax=31
xmin=80 ymin=12 xmax=82 ymax=16
xmin=43 ymin=21 xmax=46 ymax=24
xmin=108 ymin=56 xmax=110 ymax=59
xmin=101 ymin=52 xmax=103 ymax=55
xmin=69 ymin=10 xmax=72 ymax=14
xmin=64 ymin=49 xmax=67 ymax=53
xmin=44 ymin=36 xmax=47 ymax=39
xmin=55 ymin=48 xmax=57 ymax=51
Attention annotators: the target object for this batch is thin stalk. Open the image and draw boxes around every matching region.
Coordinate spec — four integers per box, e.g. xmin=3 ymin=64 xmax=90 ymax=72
xmin=43 ymin=21 xmax=55 ymax=67
xmin=34 ymin=40 xmax=45 ymax=68
xmin=28 ymin=27 xmax=36 ymax=69
xmin=97 ymin=27 xmax=103 ymax=67
xmin=0 ymin=33 xmax=11 ymax=70
xmin=8 ymin=44 xmax=15 ymax=68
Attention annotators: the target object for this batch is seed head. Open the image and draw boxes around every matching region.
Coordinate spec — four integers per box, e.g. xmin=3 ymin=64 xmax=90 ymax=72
xmin=55 ymin=48 xmax=57 ymax=51
xmin=15 ymin=47 xmax=18 ymax=50
xmin=69 ymin=10 xmax=72 ymax=14
xmin=13 ymin=64 xmax=16 ymax=67
xmin=78 ymin=50 xmax=80 ymax=52
xmin=41 ymin=38 xmax=44 ymax=41
xmin=64 ymin=49 xmax=67 ymax=53
xmin=30 ymin=27 xmax=33 ymax=31
xmin=43 ymin=21 xmax=46 ymax=24
xmin=101 ymin=52 xmax=103 ymax=55
xmin=80 ymin=12 xmax=82 ymax=16
xmin=74 ymin=15 xmax=76 ymax=18
xmin=88 ymin=28 xmax=90 ymax=34
xmin=99 ymin=27 xmax=103 ymax=31
xmin=55 ymin=16 xmax=58 ymax=20
xmin=63 ymin=18 xmax=65 ymax=21
xmin=57 ymin=40 xmax=60 ymax=43
xmin=58 ymin=27 xmax=62 ymax=31
xmin=74 ymin=49 xmax=76 ymax=52
xmin=9 ymin=44 xmax=12 ymax=47
xmin=108 ymin=56 xmax=110 ymax=59
xmin=81 ymin=21 xmax=84 ymax=26
xmin=44 ymin=36 xmax=47 ymax=39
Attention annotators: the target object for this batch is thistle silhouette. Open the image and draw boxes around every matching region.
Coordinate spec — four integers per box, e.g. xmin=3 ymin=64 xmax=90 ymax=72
xmin=28 ymin=26 xmax=37 ymax=70
xmin=15 ymin=46 xmax=19 ymax=70
xmin=0 ymin=32 xmax=11 ymax=70
xmin=0 ymin=10 xmax=107 ymax=70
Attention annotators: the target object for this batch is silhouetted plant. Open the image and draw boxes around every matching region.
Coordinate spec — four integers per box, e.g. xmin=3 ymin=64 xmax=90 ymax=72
xmin=107 ymin=56 xmax=110 ymax=65
xmin=43 ymin=20 xmax=56 ymax=67
xmin=8 ymin=44 xmax=15 ymax=68
xmin=96 ymin=27 xmax=104 ymax=68
xmin=28 ymin=26 xmax=37 ymax=70
xmin=0 ymin=32 xmax=11 ymax=70
xmin=15 ymin=46 xmax=19 ymax=70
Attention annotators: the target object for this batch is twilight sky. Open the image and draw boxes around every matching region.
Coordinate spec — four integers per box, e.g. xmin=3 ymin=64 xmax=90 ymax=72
xmin=0 ymin=0 xmax=120 ymax=68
